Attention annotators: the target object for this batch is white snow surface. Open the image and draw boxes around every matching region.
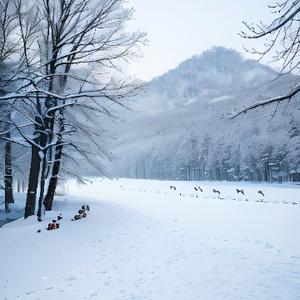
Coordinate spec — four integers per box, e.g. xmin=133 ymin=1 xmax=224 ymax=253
xmin=1 ymin=178 xmax=300 ymax=299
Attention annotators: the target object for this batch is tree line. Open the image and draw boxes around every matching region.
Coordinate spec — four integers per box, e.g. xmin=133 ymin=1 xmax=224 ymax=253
xmin=121 ymin=132 xmax=300 ymax=183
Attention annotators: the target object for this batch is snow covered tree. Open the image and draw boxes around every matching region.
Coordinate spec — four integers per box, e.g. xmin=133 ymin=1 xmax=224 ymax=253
xmin=0 ymin=0 xmax=19 ymax=212
xmin=0 ymin=0 xmax=145 ymax=219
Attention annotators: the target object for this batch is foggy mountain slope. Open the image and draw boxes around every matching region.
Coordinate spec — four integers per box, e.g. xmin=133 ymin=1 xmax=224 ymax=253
xmin=110 ymin=47 xmax=300 ymax=181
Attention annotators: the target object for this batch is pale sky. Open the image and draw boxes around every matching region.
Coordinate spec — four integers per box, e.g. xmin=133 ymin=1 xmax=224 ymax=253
xmin=126 ymin=0 xmax=272 ymax=81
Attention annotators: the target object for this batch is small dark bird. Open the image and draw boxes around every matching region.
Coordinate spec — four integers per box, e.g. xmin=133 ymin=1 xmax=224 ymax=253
xmin=194 ymin=187 xmax=198 ymax=191
xmin=198 ymin=187 xmax=203 ymax=192
xmin=86 ymin=205 xmax=90 ymax=211
xmin=258 ymin=190 xmax=265 ymax=197
xmin=213 ymin=189 xmax=221 ymax=195
xmin=82 ymin=205 xmax=86 ymax=210
xmin=37 ymin=229 xmax=41 ymax=233
xmin=170 ymin=185 xmax=177 ymax=191
xmin=57 ymin=215 xmax=63 ymax=221
xmin=236 ymin=189 xmax=245 ymax=195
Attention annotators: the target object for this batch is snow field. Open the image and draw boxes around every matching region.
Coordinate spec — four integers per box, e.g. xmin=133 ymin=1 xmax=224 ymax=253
xmin=0 ymin=178 xmax=300 ymax=299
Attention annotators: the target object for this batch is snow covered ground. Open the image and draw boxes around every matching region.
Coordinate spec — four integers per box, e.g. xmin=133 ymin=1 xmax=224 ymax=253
xmin=0 ymin=194 xmax=27 ymax=227
xmin=1 ymin=178 xmax=300 ymax=300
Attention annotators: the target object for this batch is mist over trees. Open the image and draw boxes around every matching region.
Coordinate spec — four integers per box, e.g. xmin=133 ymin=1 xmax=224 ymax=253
xmin=113 ymin=0 xmax=300 ymax=183
xmin=111 ymin=47 xmax=300 ymax=183
xmin=116 ymin=131 xmax=300 ymax=183
xmin=0 ymin=0 xmax=145 ymax=217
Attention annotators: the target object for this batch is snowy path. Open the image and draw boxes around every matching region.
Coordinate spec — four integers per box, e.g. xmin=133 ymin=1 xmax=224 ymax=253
xmin=1 ymin=179 xmax=300 ymax=299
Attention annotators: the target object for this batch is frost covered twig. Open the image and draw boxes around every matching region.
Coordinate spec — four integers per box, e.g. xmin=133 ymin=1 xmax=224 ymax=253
xmin=231 ymin=82 xmax=300 ymax=118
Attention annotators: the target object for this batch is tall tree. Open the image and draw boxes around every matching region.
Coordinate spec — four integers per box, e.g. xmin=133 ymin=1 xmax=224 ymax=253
xmin=0 ymin=0 xmax=146 ymax=219
xmin=0 ymin=0 xmax=18 ymax=212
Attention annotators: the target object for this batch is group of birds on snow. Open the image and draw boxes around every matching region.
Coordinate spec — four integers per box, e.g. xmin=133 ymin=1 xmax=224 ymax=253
xmin=170 ymin=185 xmax=265 ymax=197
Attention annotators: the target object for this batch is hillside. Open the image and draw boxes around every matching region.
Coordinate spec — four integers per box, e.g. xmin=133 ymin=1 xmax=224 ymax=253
xmin=110 ymin=47 xmax=300 ymax=181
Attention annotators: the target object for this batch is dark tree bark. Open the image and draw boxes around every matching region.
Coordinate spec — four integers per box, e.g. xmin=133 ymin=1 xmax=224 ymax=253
xmin=4 ymin=125 xmax=14 ymax=213
xmin=17 ymin=179 xmax=20 ymax=193
xmin=22 ymin=180 xmax=25 ymax=192
xmin=24 ymin=98 xmax=47 ymax=219
xmin=44 ymin=113 xmax=64 ymax=211
xmin=25 ymin=130 xmax=48 ymax=219
xmin=24 ymin=142 xmax=40 ymax=218
xmin=37 ymin=151 xmax=47 ymax=221
xmin=44 ymin=143 xmax=63 ymax=211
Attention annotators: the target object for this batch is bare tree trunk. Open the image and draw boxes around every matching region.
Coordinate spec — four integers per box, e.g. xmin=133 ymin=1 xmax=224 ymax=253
xmin=22 ymin=180 xmax=25 ymax=192
xmin=24 ymin=100 xmax=45 ymax=219
xmin=44 ymin=113 xmax=64 ymax=211
xmin=24 ymin=142 xmax=40 ymax=218
xmin=37 ymin=152 xmax=47 ymax=221
xmin=17 ymin=179 xmax=20 ymax=193
xmin=44 ymin=143 xmax=63 ymax=211
xmin=4 ymin=128 xmax=14 ymax=213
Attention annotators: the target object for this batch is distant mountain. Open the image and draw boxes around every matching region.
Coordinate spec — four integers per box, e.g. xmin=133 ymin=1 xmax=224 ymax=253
xmin=110 ymin=47 xmax=300 ymax=182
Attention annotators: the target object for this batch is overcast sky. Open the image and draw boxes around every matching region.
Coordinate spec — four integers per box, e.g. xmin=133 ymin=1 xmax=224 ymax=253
xmin=126 ymin=0 xmax=272 ymax=81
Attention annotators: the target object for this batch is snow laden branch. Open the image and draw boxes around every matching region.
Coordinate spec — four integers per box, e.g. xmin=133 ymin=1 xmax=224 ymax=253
xmin=241 ymin=0 xmax=300 ymax=73
xmin=231 ymin=82 xmax=300 ymax=119
xmin=237 ymin=0 xmax=300 ymax=112
xmin=241 ymin=1 xmax=300 ymax=39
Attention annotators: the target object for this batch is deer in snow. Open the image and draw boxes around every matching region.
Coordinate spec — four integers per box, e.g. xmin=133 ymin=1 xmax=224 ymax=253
xmin=236 ymin=189 xmax=245 ymax=195
xmin=258 ymin=190 xmax=264 ymax=197
xmin=213 ymin=189 xmax=221 ymax=195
